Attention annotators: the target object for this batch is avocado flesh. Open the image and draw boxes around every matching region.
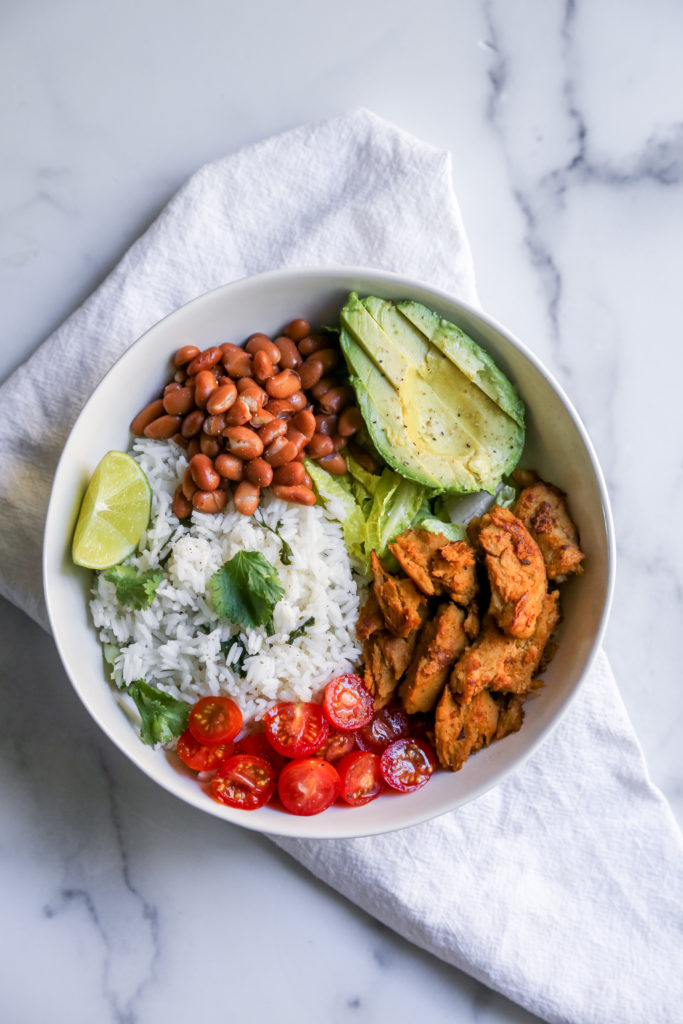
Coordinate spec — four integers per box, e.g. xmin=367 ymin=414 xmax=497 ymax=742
xmin=340 ymin=294 xmax=525 ymax=494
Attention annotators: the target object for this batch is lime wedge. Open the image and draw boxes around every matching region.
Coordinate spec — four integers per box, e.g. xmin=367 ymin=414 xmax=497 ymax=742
xmin=72 ymin=451 xmax=152 ymax=569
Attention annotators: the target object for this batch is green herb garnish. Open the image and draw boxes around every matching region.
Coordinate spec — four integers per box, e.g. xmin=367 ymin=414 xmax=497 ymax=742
xmin=102 ymin=643 xmax=120 ymax=682
xmin=255 ymin=512 xmax=294 ymax=565
xmin=127 ymin=680 xmax=190 ymax=745
xmin=221 ymin=640 xmax=249 ymax=677
xmin=103 ymin=565 xmax=163 ymax=610
xmin=288 ymin=616 xmax=315 ymax=643
xmin=208 ymin=551 xmax=284 ymax=632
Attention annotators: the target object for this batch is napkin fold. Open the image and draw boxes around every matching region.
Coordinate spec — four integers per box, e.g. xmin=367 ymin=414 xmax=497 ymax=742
xmin=1 ymin=109 xmax=680 ymax=1024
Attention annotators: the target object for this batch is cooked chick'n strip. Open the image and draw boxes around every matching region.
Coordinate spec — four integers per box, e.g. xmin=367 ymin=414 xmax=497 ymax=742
xmin=450 ymin=590 xmax=561 ymax=703
xmin=371 ymin=550 xmax=428 ymax=638
xmin=513 ymin=479 xmax=584 ymax=581
xmin=363 ymin=629 xmax=419 ymax=709
xmin=389 ymin=530 xmax=477 ymax=605
xmin=475 ymin=505 xmax=547 ymax=638
xmin=435 ymin=686 xmax=524 ymax=771
xmin=399 ymin=602 xmax=467 ymax=714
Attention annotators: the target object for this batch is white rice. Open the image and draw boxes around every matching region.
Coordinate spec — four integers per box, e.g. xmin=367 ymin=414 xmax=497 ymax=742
xmin=90 ymin=438 xmax=364 ymax=725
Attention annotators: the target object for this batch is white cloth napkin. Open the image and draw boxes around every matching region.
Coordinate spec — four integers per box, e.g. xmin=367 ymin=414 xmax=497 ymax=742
xmin=0 ymin=109 xmax=680 ymax=1024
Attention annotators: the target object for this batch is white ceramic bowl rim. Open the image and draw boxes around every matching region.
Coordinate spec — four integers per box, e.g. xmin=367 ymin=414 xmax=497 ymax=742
xmin=43 ymin=265 xmax=616 ymax=839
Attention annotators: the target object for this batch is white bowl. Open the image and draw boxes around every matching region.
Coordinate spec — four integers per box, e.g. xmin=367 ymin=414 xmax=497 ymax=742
xmin=43 ymin=267 xmax=615 ymax=839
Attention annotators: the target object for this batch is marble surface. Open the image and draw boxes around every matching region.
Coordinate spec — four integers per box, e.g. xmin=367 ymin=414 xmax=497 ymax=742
xmin=1 ymin=1 xmax=681 ymax=1022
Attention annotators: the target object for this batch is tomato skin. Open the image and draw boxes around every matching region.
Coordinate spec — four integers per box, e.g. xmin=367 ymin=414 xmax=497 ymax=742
xmin=313 ymin=729 xmax=357 ymax=764
xmin=323 ymin=673 xmax=374 ymax=731
xmin=234 ymin=732 xmax=287 ymax=775
xmin=278 ymin=758 xmax=340 ymax=816
xmin=337 ymin=751 xmax=383 ymax=807
xmin=380 ymin=738 xmax=436 ymax=793
xmin=263 ymin=701 xmax=329 ymax=758
xmin=176 ymin=729 xmax=233 ymax=771
xmin=189 ymin=696 xmax=243 ymax=746
xmin=211 ymin=754 xmax=276 ymax=810
xmin=355 ymin=704 xmax=412 ymax=754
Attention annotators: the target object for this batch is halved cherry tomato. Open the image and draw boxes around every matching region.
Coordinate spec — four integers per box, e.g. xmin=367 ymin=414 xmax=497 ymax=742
xmin=263 ymin=701 xmax=329 ymax=758
xmin=323 ymin=673 xmax=374 ymax=731
xmin=355 ymin=703 xmax=411 ymax=754
xmin=234 ymin=732 xmax=287 ymax=775
xmin=211 ymin=754 xmax=276 ymax=810
xmin=189 ymin=696 xmax=243 ymax=746
xmin=380 ymin=738 xmax=436 ymax=793
xmin=176 ymin=729 xmax=233 ymax=771
xmin=337 ymin=751 xmax=383 ymax=806
xmin=278 ymin=758 xmax=340 ymax=816
xmin=313 ymin=728 xmax=357 ymax=763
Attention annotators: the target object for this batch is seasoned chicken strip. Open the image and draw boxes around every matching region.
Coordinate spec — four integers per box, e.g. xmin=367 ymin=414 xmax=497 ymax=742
xmin=363 ymin=629 xmax=419 ymax=709
xmin=435 ymin=686 xmax=525 ymax=771
xmin=450 ymin=591 xmax=561 ymax=703
xmin=475 ymin=505 xmax=547 ymax=638
xmin=513 ymin=479 xmax=584 ymax=580
xmin=389 ymin=530 xmax=477 ymax=605
xmin=371 ymin=550 xmax=428 ymax=638
xmin=399 ymin=602 xmax=467 ymax=714
xmin=357 ymin=591 xmax=385 ymax=642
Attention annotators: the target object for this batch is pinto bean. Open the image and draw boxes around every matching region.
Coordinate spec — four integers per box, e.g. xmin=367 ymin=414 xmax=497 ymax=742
xmin=305 ymin=432 xmax=334 ymax=459
xmin=287 ymin=390 xmax=307 ymax=412
xmin=202 ymin=413 xmax=227 ymax=436
xmin=233 ymin=481 xmax=260 ymax=516
xmin=314 ymin=349 xmax=339 ymax=372
xmin=172 ymin=485 xmax=193 ymax=519
xmin=164 ymin=381 xmax=182 ymax=394
xmin=271 ymin=484 xmax=316 ymax=506
xmin=244 ymin=458 xmax=273 ymax=488
xmin=173 ymin=345 xmax=200 ymax=367
xmin=245 ymin=334 xmax=281 ymax=364
xmin=273 ymin=335 xmax=303 ymax=369
xmin=144 ymin=414 xmax=182 ymax=439
xmin=292 ymin=408 xmax=316 ymax=440
xmin=182 ymin=467 xmax=198 ymax=501
xmin=189 ymin=453 xmax=220 ymax=491
xmin=174 ymin=368 xmax=187 ymax=383
xmin=223 ymin=397 xmax=252 ymax=426
xmin=187 ymin=438 xmax=201 ymax=459
xmin=181 ymin=410 xmax=205 ymax=438
xmin=258 ymin=418 xmax=287 ymax=447
xmin=265 ymin=369 xmax=302 ymax=399
xmin=187 ymin=347 xmax=222 ymax=375
xmin=311 ymin=375 xmax=336 ymax=400
xmin=214 ymin=453 xmax=244 ymax=481
xmin=314 ymin=413 xmax=338 ymax=436
xmin=298 ymin=334 xmax=327 ymax=356
xmin=249 ymin=408 xmax=274 ymax=429
xmin=265 ymin=398 xmax=294 ymax=418
xmin=317 ymin=452 xmax=347 ymax=476
xmin=206 ymin=381 xmax=238 ymax=415
xmin=221 ymin=344 xmax=253 ymax=379
xmin=331 ymin=434 xmax=348 ymax=452
xmin=130 ymin=398 xmax=165 ymax=436
xmin=283 ymin=318 xmax=311 ymax=342
xmin=199 ymin=434 xmax=221 ymax=457
xmin=193 ymin=489 xmax=228 ymax=514
xmin=194 ymin=370 xmax=218 ymax=408
xmin=238 ymin=382 xmax=267 ymax=416
xmin=263 ymin=435 xmax=298 ymax=467
xmin=319 ymin=386 xmax=353 ymax=414
xmin=338 ymin=406 xmax=363 ymax=436
xmin=173 ymin=433 xmax=189 ymax=450
xmin=298 ymin=357 xmax=324 ymax=390
xmin=285 ymin=426 xmax=308 ymax=454
xmin=223 ymin=426 xmax=264 ymax=460
xmin=252 ymin=350 xmax=275 ymax=382
xmin=273 ymin=462 xmax=307 ymax=486
xmin=348 ymin=442 xmax=377 ymax=473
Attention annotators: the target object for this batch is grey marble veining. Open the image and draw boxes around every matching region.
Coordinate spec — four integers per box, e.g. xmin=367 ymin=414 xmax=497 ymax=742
xmin=0 ymin=1 xmax=680 ymax=1022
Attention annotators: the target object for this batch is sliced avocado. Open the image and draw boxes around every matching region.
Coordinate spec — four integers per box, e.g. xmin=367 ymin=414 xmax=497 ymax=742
xmin=339 ymin=293 xmax=525 ymax=494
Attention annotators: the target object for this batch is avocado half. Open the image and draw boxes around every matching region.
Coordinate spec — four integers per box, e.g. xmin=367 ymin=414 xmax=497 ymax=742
xmin=339 ymin=293 xmax=525 ymax=494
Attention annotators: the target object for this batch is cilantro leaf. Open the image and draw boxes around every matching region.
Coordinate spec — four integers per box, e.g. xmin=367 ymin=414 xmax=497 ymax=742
xmin=103 ymin=565 xmax=163 ymax=610
xmin=255 ymin=512 xmax=294 ymax=565
xmin=208 ymin=551 xmax=284 ymax=631
xmin=127 ymin=680 xmax=190 ymax=746
xmin=288 ymin=616 xmax=314 ymax=643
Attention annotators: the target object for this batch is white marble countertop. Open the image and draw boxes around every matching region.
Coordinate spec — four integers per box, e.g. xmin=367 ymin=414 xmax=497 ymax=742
xmin=1 ymin=1 xmax=681 ymax=1021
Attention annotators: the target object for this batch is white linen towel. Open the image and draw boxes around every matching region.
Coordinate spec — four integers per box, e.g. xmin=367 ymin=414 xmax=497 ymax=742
xmin=0 ymin=109 xmax=680 ymax=1024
